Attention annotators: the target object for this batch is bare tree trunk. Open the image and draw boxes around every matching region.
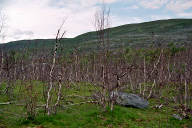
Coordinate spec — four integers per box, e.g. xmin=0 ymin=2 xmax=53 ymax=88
xmin=184 ymin=79 xmax=188 ymax=109
xmin=147 ymin=79 xmax=156 ymax=99
xmin=128 ymin=74 xmax=134 ymax=91
xmin=0 ymin=50 xmax=3 ymax=79
xmin=55 ymin=74 xmax=62 ymax=107
xmin=46 ymin=22 xmax=66 ymax=115
xmin=143 ymin=56 xmax=146 ymax=97
xmin=46 ymin=38 xmax=58 ymax=114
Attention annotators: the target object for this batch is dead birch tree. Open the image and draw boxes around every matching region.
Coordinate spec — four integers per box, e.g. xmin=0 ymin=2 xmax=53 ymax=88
xmin=0 ymin=10 xmax=5 ymax=80
xmin=94 ymin=4 xmax=119 ymax=111
xmin=46 ymin=21 xmax=66 ymax=115
xmin=0 ymin=10 xmax=5 ymax=37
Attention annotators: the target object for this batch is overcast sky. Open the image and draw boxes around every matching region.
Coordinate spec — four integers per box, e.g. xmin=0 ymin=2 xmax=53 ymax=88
xmin=0 ymin=0 xmax=192 ymax=43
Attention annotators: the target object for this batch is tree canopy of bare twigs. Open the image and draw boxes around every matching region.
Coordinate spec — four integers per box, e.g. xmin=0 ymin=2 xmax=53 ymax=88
xmin=0 ymin=10 xmax=6 ymax=41
xmin=94 ymin=4 xmax=111 ymax=51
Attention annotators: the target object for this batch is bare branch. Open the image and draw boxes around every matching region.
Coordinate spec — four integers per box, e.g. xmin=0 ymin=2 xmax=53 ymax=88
xmin=46 ymin=19 xmax=67 ymax=115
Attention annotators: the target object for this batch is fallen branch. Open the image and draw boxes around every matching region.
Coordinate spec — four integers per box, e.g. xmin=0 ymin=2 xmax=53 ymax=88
xmin=0 ymin=102 xmax=45 ymax=107
xmin=0 ymin=101 xmax=16 ymax=105
xmin=0 ymin=102 xmax=12 ymax=105
xmin=66 ymin=94 xmax=90 ymax=99
xmin=62 ymin=100 xmax=98 ymax=107
xmin=0 ymin=100 xmax=98 ymax=108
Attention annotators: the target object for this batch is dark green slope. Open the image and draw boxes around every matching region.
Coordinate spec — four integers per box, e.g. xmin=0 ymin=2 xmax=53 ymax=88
xmin=1 ymin=19 xmax=192 ymax=52
xmin=111 ymin=19 xmax=192 ymax=34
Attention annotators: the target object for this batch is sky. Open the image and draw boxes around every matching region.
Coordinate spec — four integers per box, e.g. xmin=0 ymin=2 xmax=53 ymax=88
xmin=0 ymin=0 xmax=192 ymax=43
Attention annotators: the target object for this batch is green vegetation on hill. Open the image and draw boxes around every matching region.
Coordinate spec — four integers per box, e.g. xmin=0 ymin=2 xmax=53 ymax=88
xmin=1 ymin=19 xmax=192 ymax=53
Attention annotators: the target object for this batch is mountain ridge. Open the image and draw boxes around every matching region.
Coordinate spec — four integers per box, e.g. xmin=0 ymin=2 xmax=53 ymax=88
xmin=1 ymin=18 xmax=192 ymax=52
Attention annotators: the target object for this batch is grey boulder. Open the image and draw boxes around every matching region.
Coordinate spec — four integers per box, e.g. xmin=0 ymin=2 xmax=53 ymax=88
xmin=112 ymin=91 xmax=149 ymax=109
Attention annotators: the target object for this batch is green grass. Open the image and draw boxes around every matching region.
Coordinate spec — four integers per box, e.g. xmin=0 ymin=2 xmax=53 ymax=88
xmin=0 ymin=81 xmax=192 ymax=128
xmin=15 ymin=105 xmax=192 ymax=128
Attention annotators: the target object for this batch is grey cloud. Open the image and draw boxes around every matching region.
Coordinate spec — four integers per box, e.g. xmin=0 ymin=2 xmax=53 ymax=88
xmin=48 ymin=0 xmax=70 ymax=8
xmin=13 ymin=29 xmax=34 ymax=36
xmin=9 ymin=29 xmax=34 ymax=41
xmin=0 ymin=0 xmax=6 ymax=9
xmin=0 ymin=0 xmax=7 ymax=4
xmin=0 ymin=0 xmax=11 ymax=7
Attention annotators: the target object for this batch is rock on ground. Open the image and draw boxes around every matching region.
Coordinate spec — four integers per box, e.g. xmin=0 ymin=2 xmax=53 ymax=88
xmin=112 ymin=91 xmax=149 ymax=109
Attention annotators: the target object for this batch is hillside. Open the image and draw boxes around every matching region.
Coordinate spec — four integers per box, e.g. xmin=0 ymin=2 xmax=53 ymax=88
xmin=0 ymin=19 xmax=192 ymax=128
xmin=1 ymin=19 xmax=192 ymax=52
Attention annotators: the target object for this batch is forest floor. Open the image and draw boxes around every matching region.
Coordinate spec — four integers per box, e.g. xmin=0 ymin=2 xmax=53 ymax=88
xmin=0 ymin=81 xmax=192 ymax=128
